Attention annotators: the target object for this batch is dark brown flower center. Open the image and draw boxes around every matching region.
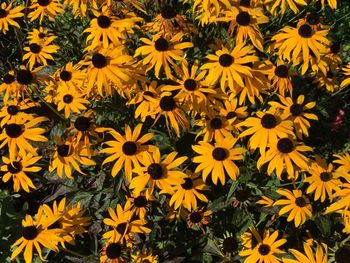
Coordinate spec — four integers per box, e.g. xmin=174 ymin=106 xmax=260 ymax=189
xmin=161 ymin=5 xmax=176 ymax=19
xmin=3 ymin=73 xmax=15 ymax=84
xmin=330 ymin=43 xmax=340 ymax=54
xmin=74 ymin=116 xmax=90 ymax=131
xmin=274 ymin=65 xmax=289 ymax=78
xmin=295 ymin=196 xmax=307 ymax=207
xmin=335 ymin=246 xmax=350 ymax=263
xmin=60 ymin=70 xmax=72 ymax=81
xmin=29 ymin=43 xmax=41 ymax=54
xmin=184 ymin=78 xmax=197 ymax=91
xmin=236 ymin=11 xmax=250 ymax=26
xmin=223 ymin=237 xmax=238 ymax=253
xmin=143 ymin=91 xmax=154 ymax=97
xmin=48 ymin=221 xmax=60 ymax=229
xmin=298 ymin=24 xmax=313 ymax=38
xmin=23 ymin=226 xmax=38 ymax=240
xmin=240 ymin=0 xmax=251 ymax=7
xmin=92 ymin=53 xmax=107 ymax=68
xmin=258 ymin=244 xmax=270 ymax=255
xmin=189 ymin=211 xmax=202 ymax=223
xmin=277 ymin=138 xmax=294 ymax=153
xmin=261 ymin=114 xmax=277 ymax=129
xmin=38 ymin=32 xmax=46 ymax=39
xmin=0 ymin=8 xmax=8 ymax=18
xmin=37 ymin=0 xmax=51 ymax=6
xmin=116 ymin=223 xmax=127 ymax=234
xmin=210 ymin=117 xmax=223 ymax=129
xmin=327 ymin=71 xmax=334 ymax=78
xmin=7 ymin=161 xmax=22 ymax=174
xmin=147 ymin=163 xmax=163 ymax=179
xmin=212 ymin=147 xmax=228 ymax=161
xmin=63 ymin=94 xmax=73 ymax=104
xmin=181 ymin=178 xmax=193 ymax=190
xmin=306 ymin=13 xmax=320 ymax=25
xmin=235 ymin=188 xmax=250 ymax=202
xmin=106 ymin=243 xmax=122 ymax=259
xmin=16 ymin=69 xmax=33 ymax=85
xmin=57 ymin=145 xmax=71 ymax=157
xmin=7 ymin=105 xmax=19 ymax=115
xmin=97 ymin=15 xmax=111 ymax=28
xmin=122 ymin=141 xmax=137 ymax=155
xmin=320 ymin=172 xmax=332 ymax=182
xmin=134 ymin=196 xmax=147 ymax=208
xmin=290 ymin=103 xmax=303 ymax=116
xmin=226 ymin=111 xmax=237 ymax=120
xmin=160 ymin=96 xmax=176 ymax=111
xmin=5 ymin=124 xmax=23 ymax=138
xmin=219 ymin=54 xmax=234 ymax=67
xmin=155 ymin=37 xmax=169 ymax=51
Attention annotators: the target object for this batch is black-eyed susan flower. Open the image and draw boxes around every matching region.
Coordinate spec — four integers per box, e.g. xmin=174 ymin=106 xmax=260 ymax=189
xmin=130 ymin=148 xmax=187 ymax=196
xmin=324 ymin=183 xmax=350 ymax=215
xmin=219 ymin=231 xmax=239 ymax=256
xmin=313 ymin=69 xmax=341 ymax=93
xmin=124 ymin=192 xmax=153 ymax=221
xmin=0 ymin=99 xmax=37 ymax=127
xmin=193 ymin=0 xmax=231 ymax=25
xmin=28 ymin=0 xmax=65 ymax=23
xmin=54 ymin=62 xmax=86 ymax=91
xmin=134 ymin=33 xmax=193 ymax=79
xmin=219 ymin=97 xmax=248 ymax=133
xmin=162 ymin=171 xmax=208 ymax=211
xmin=100 ymin=124 xmax=156 ymax=182
xmin=265 ymin=0 xmax=307 ymax=15
xmin=186 ymin=207 xmax=213 ymax=231
xmin=163 ymin=61 xmax=215 ymax=115
xmin=195 ymin=114 xmax=234 ymax=142
xmin=10 ymin=214 xmax=64 ymax=263
xmin=333 ymin=152 xmax=350 ymax=175
xmin=0 ymin=70 xmax=21 ymax=103
xmin=261 ymin=60 xmax=295 ymax=96
xmin=84 ymin=6 xmax=140 ymax=50
xmin=240 ymin=227 xmax=286 ymax=263
xmin=147 ymin=92 xmax=189 ymax=137
xmin=272 ymin=24 xmax=329 ymax=74
xmin=304 ymin=156 xmax=342 ymax=202
xmin=341 ymin=63 xmax=350 ymax=89
xmin=201 ymin=42 xmax=258 ymax=92
xmin=274 ymin=189 xmax=312 ymax=227
xmin=23 ymin=41 xmax=59 ymax=70
xmin=127 ymin=81 xmax=161 ymax=122
xmin=0 ymin=1 xmax=24 ymax=34
xmin=56 ymin=86 xmax=89 ymax=118
xmin=1 ymin=153 xmax=41 ymax=192
xmin=27 ymin=27 xmax=57 ymax=44
xmin=192 ymin=136 xmax=245 ymax=185
xmin=268 ymin=95 xmax=318 ymax=139
xmin=0 ymin=117 xmax=48 ymax=160
xmin=49 ymin=138 xmax=96 ymax=179
xmin=238 ymin=109 xmax=294 ymax=154
xmin=100 ymin=239 xmax=127 ymax=263
xmin=103 ymin=204 xmax=151 ymax=246
xmin=257 ymin=137 xmax=312 ymax=179
xmin=282 ymin=242 xmax=328 ymax=263
xmin=218 ymin=6 xmax=268 ymax=51
xmin=83 ymin=47 xmax=136 ymax=96
xmin=131 ymin=248 xmax=158 ymax=263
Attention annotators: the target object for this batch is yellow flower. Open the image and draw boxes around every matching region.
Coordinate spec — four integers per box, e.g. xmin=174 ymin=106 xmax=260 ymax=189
xmin=257 ymin=137 xmax=312 ymax=179
xmin=1 ymin=153 xmax=41 ymax=192
xmin=268 ymin=95 xmax=318 ymax=139
xmin=100 ymin=124 xmax=156 ymax=182
xmin=103 ymin=204 xmax=151 ymax=246
xmin=0 ymin=117 xmax=48 ymax=160
xmin=10 ymin=214 xmax=64 ymax=263
xmin=27 ymin=27 xmax=57 ymax=45
xmin=23 ymin=41 xmax=59 ymax=70
xmin=100 ymin=239 xmax=127 ymax=263
xmin=130 ymin=148 xmax=187 ymax=196
xmin=192 ymin=136 xmax=245 ymax=185
xmin=0 ymin=1 xmax=25 ymax=34
xmin=282 ymin=242 xmax=328 ymax=263
xmin=28 ymin=0 xmax=64 ymax=23
xmin=64 ymin=0 xmax=97 ymax=18
xmin=134 ymin=33 xmax=193 ymax=79
xmin=0 ymin=70 xmax=21 ymax=103
xmin=324 ymin=183 xmax=350 ymax=215
xmin=201 ymin=43 xmax=258 ymax=92
xmin=56 ymin=86 xmax=89 ymax=118
xmin=340 ymin=63 xmax=350 ymax=89
xmin=240 ymin=227 xmax=286 ymax=263
xmin=274 ymin=189 xmax=312 ymax=227
xmin=0 ymin=99 xmax=37 ymax=127
xmin=131 ymin=248 xmax=158 ymax=263
xmin=265 ymin=0 xmax=307 ymax=15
